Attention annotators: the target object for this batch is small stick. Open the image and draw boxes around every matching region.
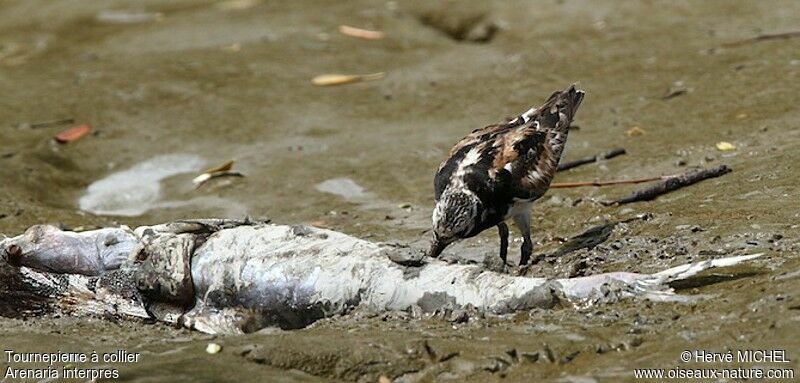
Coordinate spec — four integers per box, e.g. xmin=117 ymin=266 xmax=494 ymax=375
xmin=557 ymin=148 xmax=626 ymax=171
xmin=30 ymin=118 xmax=75 ymax=129
xmin=551 ymin=176 xmax=668 ymax=188
xmin=723 ymin=31 xmax=800 ymax=47
xmin=608 ymin=165 xmax=731 ymax=205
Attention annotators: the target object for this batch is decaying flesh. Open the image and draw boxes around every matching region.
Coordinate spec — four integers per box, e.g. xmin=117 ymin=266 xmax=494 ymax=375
xmin=0 ymin=220 xmax=761 ymax=334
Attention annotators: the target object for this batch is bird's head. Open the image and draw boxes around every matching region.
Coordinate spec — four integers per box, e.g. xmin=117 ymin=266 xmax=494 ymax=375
xmin=428 ymin=189 xmax=482 ymax=258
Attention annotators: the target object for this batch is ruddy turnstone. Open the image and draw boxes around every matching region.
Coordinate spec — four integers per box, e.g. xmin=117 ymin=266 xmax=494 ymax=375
xmin=429 ymin=85 xmax=584 ymax=267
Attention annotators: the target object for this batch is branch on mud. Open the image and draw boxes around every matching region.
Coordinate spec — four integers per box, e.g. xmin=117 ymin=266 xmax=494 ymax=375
xmin=551 ymin=176 xmax=669 ymax=189
xmin=557 ymin=148 xmax=626 ymax=171
xmin=722 ymin=31 xmax=800 ymax=47
xmin=605 ymin=165 xmax=731 ymax=205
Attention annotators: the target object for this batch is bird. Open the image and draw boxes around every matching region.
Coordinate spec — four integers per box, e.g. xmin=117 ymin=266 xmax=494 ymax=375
xmin=428 ymin=85 xmax=584 ymax=267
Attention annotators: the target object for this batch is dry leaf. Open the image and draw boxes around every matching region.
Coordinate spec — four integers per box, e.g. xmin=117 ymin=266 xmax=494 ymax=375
xmin=203 ymin=159 xmax=235 ymax=174
xmin=312 ymin=73 xmax=384 ymax=86
xmin=54 ymin=124 xmax=92 ymax=143
xmin=715 ymin=141 xmax=736 ymax=151
xmin=193 ymin=159 xmax=244 ymax=188
xmin=338 ymin=25 xmax=385 ymax=40
xmin=626 ymin=126 xmax=645 ymax=137
xmin=215 ymin=0 xmax=261 ymax=11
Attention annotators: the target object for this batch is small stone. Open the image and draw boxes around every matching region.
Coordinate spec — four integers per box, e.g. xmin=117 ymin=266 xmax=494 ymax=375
xmin=206 ymin=343 xmax=222 ymax=354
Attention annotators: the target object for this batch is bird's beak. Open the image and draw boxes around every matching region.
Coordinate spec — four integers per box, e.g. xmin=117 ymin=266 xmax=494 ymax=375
xmin=427 ymin=238 xmax=446 ymax=258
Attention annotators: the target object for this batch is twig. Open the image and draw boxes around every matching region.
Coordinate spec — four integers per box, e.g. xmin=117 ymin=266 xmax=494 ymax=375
xmin=723 ymin=31 xmax=800 ymax=47
xmin=607 ymin=165 xmax=731 ymax=205
xmin=550 ymin=176 xmax=669 ymax=188
xmin=557 ymin=148 xmax=626 ymax=171
xmin=30 ymin=118 xmax=75 ymax=129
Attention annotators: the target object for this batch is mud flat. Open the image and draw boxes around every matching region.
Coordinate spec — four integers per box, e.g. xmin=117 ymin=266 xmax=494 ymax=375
xmin=1 ymin=0 xmax=799 ymax=381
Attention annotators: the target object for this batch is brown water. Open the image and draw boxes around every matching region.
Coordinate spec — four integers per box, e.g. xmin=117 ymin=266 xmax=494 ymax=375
xmin=1 ymin=1 xmax=799 ymax=381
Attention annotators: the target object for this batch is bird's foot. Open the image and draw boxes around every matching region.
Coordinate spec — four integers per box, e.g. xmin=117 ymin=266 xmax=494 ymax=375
xmin=518 ymin=253 xmax=544 ymax=267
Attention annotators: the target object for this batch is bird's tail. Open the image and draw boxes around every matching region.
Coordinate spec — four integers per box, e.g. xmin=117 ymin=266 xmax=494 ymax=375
xmin=553 ymin=84 xmax=584 ymax=122
xmin=519 ymin=84 xmax=584 ymax=127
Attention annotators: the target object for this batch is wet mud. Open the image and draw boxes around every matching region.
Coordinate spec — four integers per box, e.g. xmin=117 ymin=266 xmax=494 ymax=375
xmin=1 ymin=0 xmax=799 ymax=381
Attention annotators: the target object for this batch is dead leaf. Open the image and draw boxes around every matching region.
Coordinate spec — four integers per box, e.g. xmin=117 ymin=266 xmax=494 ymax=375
xmin=338 ymin=25 xmax=385 ymax=40
xmin=54 ymin=124 xmax=92 ymax=143
xmin=311 ymin=72 xmax=384 ymax=86
xmin=715 ymin=141 xmax=736 ymax=151
xmin=663 ymin=81 xmax=690 ymax=99
xmin=626 ymin=126 xmax=645 ymax=137
xmin=193 ymin=159 xmax=244 ymax=188
xmin=215 ymin=0 xmax=261 ymax=11
xmin=203 ymin=159 xmax=235 ymax=174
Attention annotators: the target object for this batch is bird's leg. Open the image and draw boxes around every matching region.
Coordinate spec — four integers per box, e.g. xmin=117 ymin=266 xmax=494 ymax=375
xmin=497 ymin=222 xmax=509 ymax=266
xmin=513 ymin=212 xmax=533 ymax=266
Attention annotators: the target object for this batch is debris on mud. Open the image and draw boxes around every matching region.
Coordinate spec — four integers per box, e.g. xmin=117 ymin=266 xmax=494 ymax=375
xmin=626 ymin=126 xmax=645 ymax=137
xmin=417 ymin=8 xmax=499 ymax=43
xmin=338 ymin=25 xmax=385 ymax=40
xmin=715 ymin=141 xmax=736 ymax=151
xmin=723 ymin=30 xmax=800 ymax=47
xmin=663 ymin=81 xmax=690 ymax=99
xmin=610 ymin=165 xmax=732 ymax=205
xmin=193 ymin=159 xmax=244 ymax=188
xmin=28 ymin=118 xmax=75 ymax=129
xmin=557 ymin=148 xmax=626 ymax=171
xmin=551 ymin=175 xmax=668 ymax=189
xmin=312 ymin=72 xmax=385 ymax=86
xmin=206 ymin=342 xmax=223 ymax=354
xmin=215 ymin=0 xmax=262 ymax=11
xmin=54 ymin=124 xmax=92 ymax=144
xmin=0 ymin=220 xmax=765 ymax=335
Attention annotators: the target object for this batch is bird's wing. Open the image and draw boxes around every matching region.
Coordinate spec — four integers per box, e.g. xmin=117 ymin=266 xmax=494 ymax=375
xmin=444 ymin=123 xmax=508 ymax=160
xmin=503 ymin=86 xmax=584 ymax=200
xmin=435 ymin=85 xmax=583 ymax=201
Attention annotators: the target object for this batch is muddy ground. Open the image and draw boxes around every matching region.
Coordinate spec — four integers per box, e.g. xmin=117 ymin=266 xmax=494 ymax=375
xmin=1 ymin=0 xmax=799 ymax=382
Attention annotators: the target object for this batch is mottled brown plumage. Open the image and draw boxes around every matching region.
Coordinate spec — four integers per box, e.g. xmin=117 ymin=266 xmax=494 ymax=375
xmin=430 ymin=85 xmax=584 ymax=268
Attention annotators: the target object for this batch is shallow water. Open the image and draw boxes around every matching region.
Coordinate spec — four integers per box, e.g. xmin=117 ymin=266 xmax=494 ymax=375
xmin=1 ymin=0 xmax=799 ymax=381
xmin=315 ymin=177 xmax=370 ymax=201
xmin=79 ymin=154 xmax=205 ymax=216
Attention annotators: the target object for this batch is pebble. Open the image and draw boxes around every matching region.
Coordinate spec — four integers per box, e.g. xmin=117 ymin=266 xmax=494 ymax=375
xmin=206 ymin=343 xmax=222 ymax=354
